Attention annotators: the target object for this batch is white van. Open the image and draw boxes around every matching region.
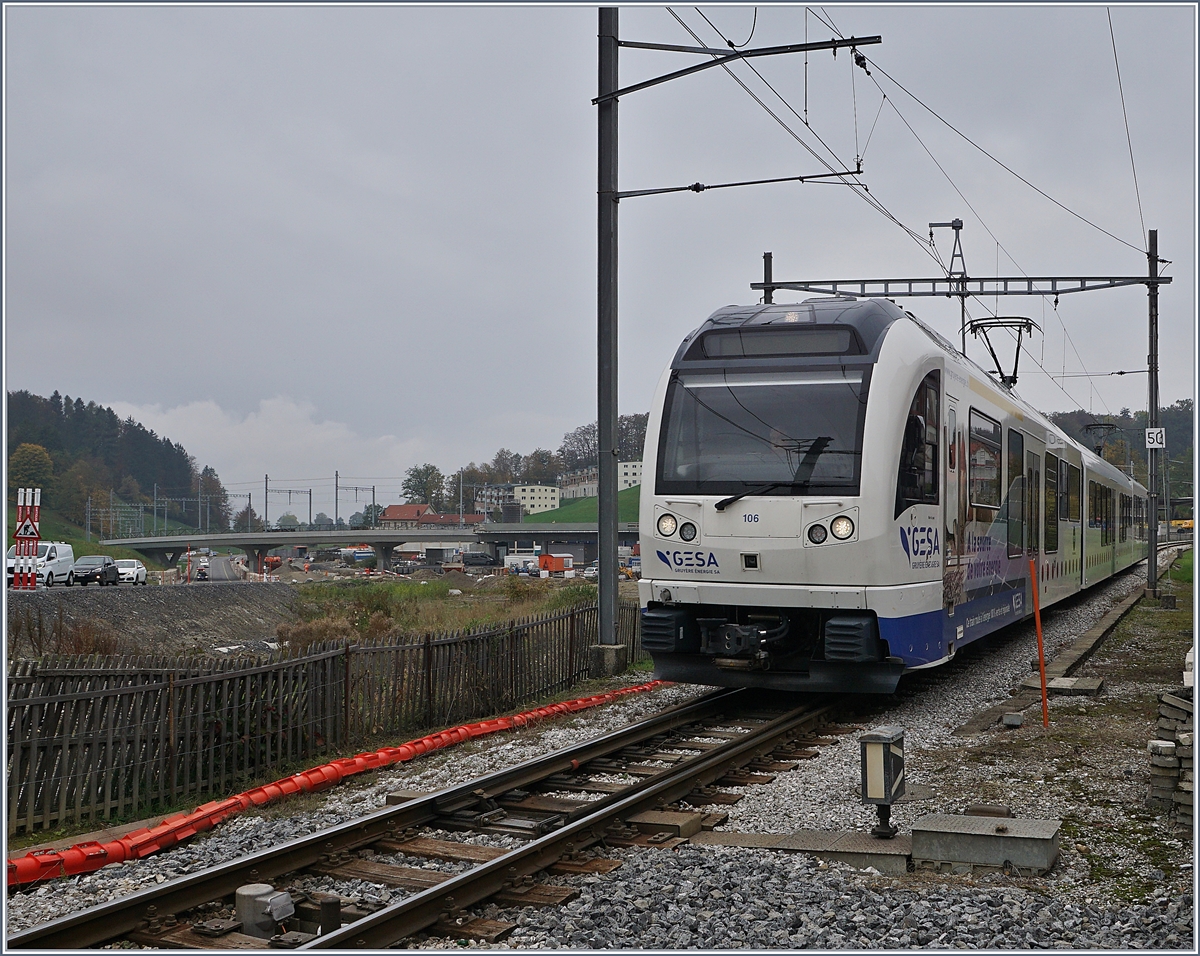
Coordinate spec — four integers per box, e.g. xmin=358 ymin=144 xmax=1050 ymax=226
xmin=6 ymin=542 xmax=76 ymax=587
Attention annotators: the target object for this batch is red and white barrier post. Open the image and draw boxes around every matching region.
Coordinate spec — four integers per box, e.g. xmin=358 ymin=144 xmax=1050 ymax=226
xmin=12 ymin=488 xmax=42 ymax=590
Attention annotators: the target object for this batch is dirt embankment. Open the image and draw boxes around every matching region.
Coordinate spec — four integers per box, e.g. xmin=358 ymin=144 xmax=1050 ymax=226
xmin=6 ymin=583 xmax=300 ymax=659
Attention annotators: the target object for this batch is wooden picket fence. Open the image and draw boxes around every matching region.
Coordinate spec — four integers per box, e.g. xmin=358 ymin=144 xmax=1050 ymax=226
xmin=6 ymin=601 xmax=644 ymax=835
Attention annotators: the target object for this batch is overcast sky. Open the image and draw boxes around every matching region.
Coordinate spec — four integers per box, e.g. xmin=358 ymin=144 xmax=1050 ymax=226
xmin=4 ymin=3 xmax=1195 ymax=518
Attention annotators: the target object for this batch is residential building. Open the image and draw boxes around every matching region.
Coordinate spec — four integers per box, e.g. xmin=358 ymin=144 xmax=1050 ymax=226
xmin=475 ymin=483 xmax=560 ymax=516
xmin=379 ymin=503 xmax=436 ymax=530
xmin=558 ymin=461 xmax=642 ymax=500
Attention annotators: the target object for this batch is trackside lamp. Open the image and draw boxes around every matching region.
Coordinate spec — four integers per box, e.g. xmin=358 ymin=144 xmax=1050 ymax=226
xmin=860 ymin=726 xmax=905 ymax=838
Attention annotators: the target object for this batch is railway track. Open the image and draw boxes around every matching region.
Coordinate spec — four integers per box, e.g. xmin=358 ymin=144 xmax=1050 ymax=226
xmin=8 ymin=688 xmax=839 ymax=950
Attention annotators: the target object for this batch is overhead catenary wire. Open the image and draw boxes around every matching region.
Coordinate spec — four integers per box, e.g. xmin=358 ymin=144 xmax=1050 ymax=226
xmin=806 ymin=4 xmax=1142 ymax=256
xmin=667 ymin=8 xmax=943 ymax=265
xmin=672 ymin=6 xmax=1134 ymax=417
xmin=859 ymin=92 xmax=886 ymax=163
xmin=1107 ymin=7 xmax=1147 ymax=250
xmin=684 ymin=6 xmax=1101 ymax=408
xmin=727 ymin=5 xmax=758 ymax=49
xmin=861 ymin=53 xmax=1144 ymax=255
xmin=827 ymin=17 xmax=1110 ymax=410
xmin=864 ymin=73 xmax=1104 ymax=404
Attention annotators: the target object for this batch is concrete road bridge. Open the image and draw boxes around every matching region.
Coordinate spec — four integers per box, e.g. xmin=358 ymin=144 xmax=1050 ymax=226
xmin=103 ymin=524 xmax=640 ymax=572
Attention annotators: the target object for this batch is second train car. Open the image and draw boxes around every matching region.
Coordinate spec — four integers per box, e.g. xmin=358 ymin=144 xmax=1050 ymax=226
xmin=639 ymin=296 xmax=1147 ymax=693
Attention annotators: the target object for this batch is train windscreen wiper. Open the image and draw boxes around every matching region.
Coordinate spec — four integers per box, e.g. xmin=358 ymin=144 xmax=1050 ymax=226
xmin=712 ymin=436 xmax=833 ymax=511
xmin=714 ymin=482 xmax=796 ymax=511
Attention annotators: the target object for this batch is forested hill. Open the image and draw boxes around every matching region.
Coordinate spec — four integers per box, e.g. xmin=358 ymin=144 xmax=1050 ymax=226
xmin=6 ymin=390 xmax=231 ymax=530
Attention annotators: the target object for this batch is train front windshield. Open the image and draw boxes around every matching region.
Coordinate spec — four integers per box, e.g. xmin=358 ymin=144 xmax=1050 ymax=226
xmin=656 ymin=368 xmax=870 ymax=496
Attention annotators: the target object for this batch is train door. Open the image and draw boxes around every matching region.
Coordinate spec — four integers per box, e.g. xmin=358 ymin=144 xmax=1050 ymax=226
xmin=943 ymin=395 xmax=967 ymax=616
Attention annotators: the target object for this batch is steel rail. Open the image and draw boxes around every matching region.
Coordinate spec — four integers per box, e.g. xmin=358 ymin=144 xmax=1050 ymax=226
xmin=304 ymin=698 xmax=834 ymax=948
xmin=7 ymin=688 xmax=752 ymax=949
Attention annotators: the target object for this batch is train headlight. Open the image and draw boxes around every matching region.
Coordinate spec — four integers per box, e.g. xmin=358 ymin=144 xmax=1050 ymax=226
xmin=830 ymin=516 xmax=855 ymax=540
xmin=807 ymin=524 xmax=828 ymax=544
xmin=679 ymin=521 xmax=697 ymax=542
xmin=657 ymin=513 xmax=678 ymax=537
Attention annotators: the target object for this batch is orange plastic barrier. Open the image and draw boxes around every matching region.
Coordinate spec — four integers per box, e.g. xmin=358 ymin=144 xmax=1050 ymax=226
xmin=7 ymin=680 xmax=670 ymax=886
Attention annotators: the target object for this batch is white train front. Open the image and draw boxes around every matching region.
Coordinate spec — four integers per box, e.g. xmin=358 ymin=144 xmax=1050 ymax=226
xmin=639 ymin=296 xmax=1147 ymax=693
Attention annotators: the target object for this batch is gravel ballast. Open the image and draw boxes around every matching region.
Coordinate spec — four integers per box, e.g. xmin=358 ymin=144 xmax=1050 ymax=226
xmin=4 ymin=555 xmax=1194 ymax=949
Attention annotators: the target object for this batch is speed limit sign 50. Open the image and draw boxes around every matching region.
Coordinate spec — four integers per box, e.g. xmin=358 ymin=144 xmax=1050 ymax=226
xmin=1146 ymin=427 xmax=1166 ymax=449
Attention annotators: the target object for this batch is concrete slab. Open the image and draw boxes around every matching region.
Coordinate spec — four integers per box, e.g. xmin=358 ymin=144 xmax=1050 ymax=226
xmin=695 ymin=829 xmax=912 ymax=876
xmin=912 ymin=814 xmax=1059 ymax=874
xmin=822 ymin=832 xmax=912 ymax=876
xmin=1020 ymin=676 xmax=1104 ymax=695
xmin=689 ymin=832 xmax=787 ymax=848
xmin=771 ymin=830 xmax=844 ymax=852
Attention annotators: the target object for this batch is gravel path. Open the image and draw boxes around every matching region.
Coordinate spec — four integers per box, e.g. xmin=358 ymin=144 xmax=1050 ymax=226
xmin=5 ymin=554 xmax=1194 ymax=949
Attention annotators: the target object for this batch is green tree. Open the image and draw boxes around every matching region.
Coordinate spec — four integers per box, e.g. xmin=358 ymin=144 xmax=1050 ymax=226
xmin=618 ymin=413 xmax=649 ymax=460
xmin=521 ymin=448 xmax=561 ymax=485
xmin=199 ymin=465 xmax=233 ymax=531
xmin=53 ymin=457 xmax=111 ymax=526
xmin=276 ymin=512 xmax=300 ymax=530
xmin=403 ymin=463 xmax=445 ymax=509
xmin=362 ymin=503 xmax=385 ymax=527
xmin=558 ymin=423 xmax=598 ymax=471
xmin=8 ymin=443 xmax=54 ymax=504
xmin=234 ymin=504 xmax=265 ymax=532
xmin=489 ymin=449 xmax=522 ymax=484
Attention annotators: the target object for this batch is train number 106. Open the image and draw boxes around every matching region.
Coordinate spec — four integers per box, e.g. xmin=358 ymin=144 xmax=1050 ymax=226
xmin=743 ymin=514 xmax=759 ymax=523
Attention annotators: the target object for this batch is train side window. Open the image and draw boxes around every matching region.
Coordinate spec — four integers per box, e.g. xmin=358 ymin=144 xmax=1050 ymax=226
xmin=1045 ymin=452 xmax=1059 ymax=553
xmin=968 ymin=409 xmax=1001 ymax=510
xmin=1067 ymin=463 xmax=1081 ymax=521
xmin=1007 ymin=429 xmax=1025 ymax=557
xmin=894 ymin=371 xmax=940 ymax=518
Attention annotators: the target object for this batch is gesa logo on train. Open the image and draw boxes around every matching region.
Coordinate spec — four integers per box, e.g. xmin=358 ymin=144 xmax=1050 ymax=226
xmin=899 ymin=524 xmax=940 ymax=570
xmin=656 ymin=549 xmax=720 ymax=573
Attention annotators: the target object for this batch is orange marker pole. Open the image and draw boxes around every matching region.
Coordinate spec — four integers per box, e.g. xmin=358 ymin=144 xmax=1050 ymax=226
xmin=1030 ymin=558 xmax=1049 ymax=728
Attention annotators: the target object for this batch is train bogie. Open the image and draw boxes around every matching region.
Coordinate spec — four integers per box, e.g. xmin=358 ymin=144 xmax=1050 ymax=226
xmin=640 ymin=297 xmax=1147 ymax=694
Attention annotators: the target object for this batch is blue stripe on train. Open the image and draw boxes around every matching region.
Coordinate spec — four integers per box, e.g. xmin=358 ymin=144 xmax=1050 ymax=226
xmin=878 ymin=585 xmax=1028 ymax=667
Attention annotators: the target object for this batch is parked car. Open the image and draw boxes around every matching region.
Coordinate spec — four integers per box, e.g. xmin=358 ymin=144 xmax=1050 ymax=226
xmin=582 ymin=561 xmax=599 ymax=581
xmin=6 ymin=542 xmax=75 ymax=587
xmin=115 ymin=559 xmax=148 ymax=585
xmin=71 ymin=554 xmax=120 ymax=586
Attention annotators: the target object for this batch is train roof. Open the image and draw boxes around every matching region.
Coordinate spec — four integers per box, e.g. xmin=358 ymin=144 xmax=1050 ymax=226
xmin=673 ymin=297 xmax=906 ymax=365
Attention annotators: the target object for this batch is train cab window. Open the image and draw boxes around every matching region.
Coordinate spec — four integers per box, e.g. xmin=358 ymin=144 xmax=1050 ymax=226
xmin=1045 ymin=452 xmax=1059 ymax=553
xmin=1007 ymin=430 xmax=1025 ymax=557
xmin=894 ymin=371 xmax=940 ymax=518
xmin=968 ymin=409 xmax=1001 ymax=510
